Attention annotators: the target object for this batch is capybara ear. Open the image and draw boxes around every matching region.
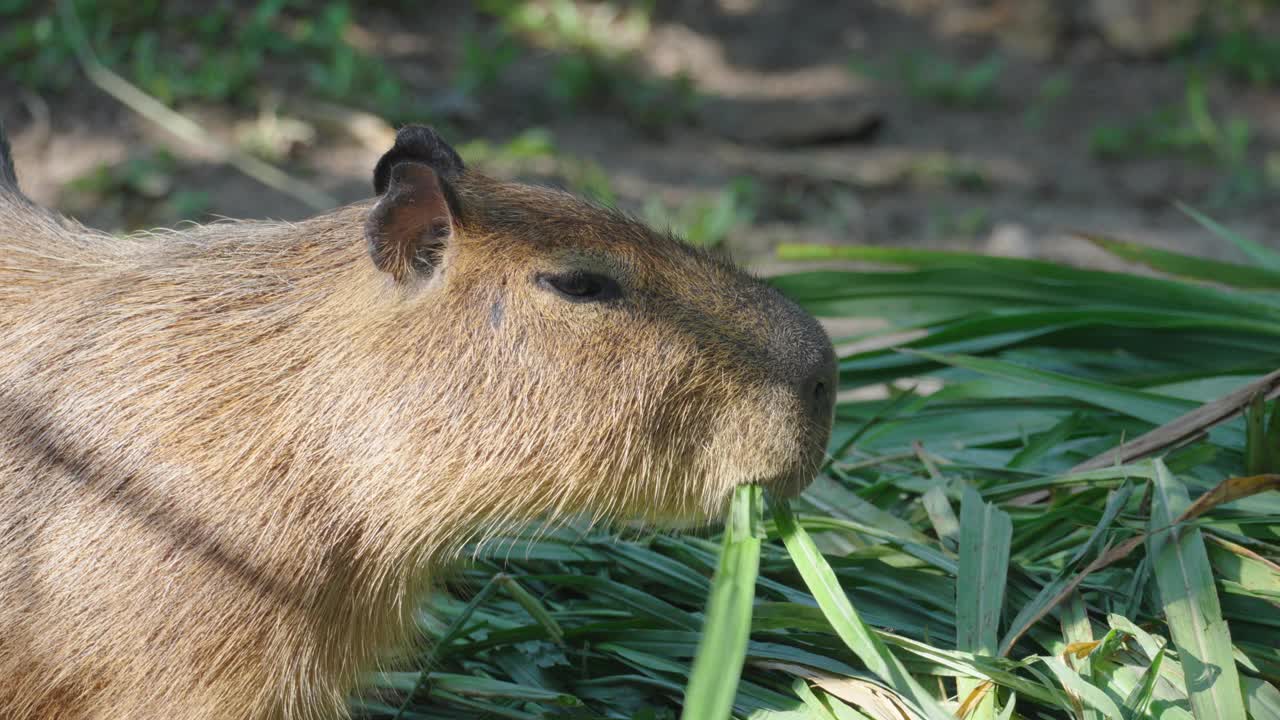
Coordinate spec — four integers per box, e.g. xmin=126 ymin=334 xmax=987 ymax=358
xmin=364 ymin=161 xmax=455 ymax=283
xmin=365 ymin=125 xmax=465 ymax=283
xmin=372 ymin=125 xmax=464 ymax=195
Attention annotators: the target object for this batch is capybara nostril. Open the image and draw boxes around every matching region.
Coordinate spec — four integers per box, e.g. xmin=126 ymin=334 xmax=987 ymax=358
xmin=811 ymin=376 xmax=832 ymax=415
xmin=808 ymin=357 xmax=837 ymax=422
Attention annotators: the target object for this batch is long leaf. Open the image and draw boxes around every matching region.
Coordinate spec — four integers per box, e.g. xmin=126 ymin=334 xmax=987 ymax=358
xmin=957 ymin=486 xmax=1012 ymax=720
xmin=1084 ymin=232 xmax=1280 ymax=289
xmin=1177 ymin=202 xmax=1280 ymax=271
xmin=1148 ymin=460 xmax=1248 ymax=720
xmin=773 ymin=502 xmax=954 ymax=720
xmin=1040 ymin=655 xmax=1125 ymax=718
xmin=908 ymin=350 xmax=1251 ymax=449
xmin=681 ymin=484 xmax=764 ymax=720
xmin=1121 ymin=645 xmax=1166 ymax=720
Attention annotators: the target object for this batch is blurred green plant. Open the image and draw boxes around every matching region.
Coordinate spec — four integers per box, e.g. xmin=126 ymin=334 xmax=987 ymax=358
xmin=1023 ymin=70 xmax=1073 ymax=130
xmin=1179 ymin=9 xmax=1280 ymax=89
xmin=901 ymin=53 xmax=1003 ymax=107
xmin=1 ymin=0 xmax=405 ymax=117
xmin=481 ymin=0 xmax=652 ymax=57
xmin=1090 ymin=72 xmax=1271 ymax=207
xmin=457 ymin=127 xmax=558 ymax=167
xmin=559 ymin=157 xmax=618 ymax=206
xmin=3 ymin=0 xmax=699 ymax=148
xmin=910 ymin=154 xmax=991 ymax=192
xmin=643 ymin=178 xmax=758 ymax=249
xmin=458 ymin=127 xmax=617 ymax=205
xmin=62 ymin=149 xmax=212 ymax=229
xmin=455 ymin=28 xmax=523 ymax=98
xmin=854 ymin=51 xmax=1004 ymax=108
xmin=549 ymin=56 xmax=699 ymax=135
xmin=477 ymin=0 xmax=700 ymax=134
xmin=927 ymin=206 xmax=990 ymax=239
xmin=1090 ymin=75 xmax=1247 ymax=161
xmin=1202 ymin=28 xmax=1280 ymax=86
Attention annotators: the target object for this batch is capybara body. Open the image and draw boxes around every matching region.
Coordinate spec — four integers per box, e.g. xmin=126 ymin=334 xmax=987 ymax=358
xmin=0 ymin=125 xmax=835 ymax=719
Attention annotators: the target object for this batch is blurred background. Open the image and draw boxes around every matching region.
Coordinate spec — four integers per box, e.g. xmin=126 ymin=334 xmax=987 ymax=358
xmin=2 ymin=0 xmax=1279 ymax=271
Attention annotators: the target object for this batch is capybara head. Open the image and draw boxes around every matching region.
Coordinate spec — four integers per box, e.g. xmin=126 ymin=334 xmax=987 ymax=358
xmin=359 ymin=126 xmax=836 ymax=531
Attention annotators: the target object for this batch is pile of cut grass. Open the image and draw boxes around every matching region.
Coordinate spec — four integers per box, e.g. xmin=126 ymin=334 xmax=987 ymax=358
xmin=356 ymin=214 xmax=1280 ymax=719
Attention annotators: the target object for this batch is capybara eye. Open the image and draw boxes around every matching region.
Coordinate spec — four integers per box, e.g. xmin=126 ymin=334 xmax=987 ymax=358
xmin=536 ymin=271 xmax=621 ymax=303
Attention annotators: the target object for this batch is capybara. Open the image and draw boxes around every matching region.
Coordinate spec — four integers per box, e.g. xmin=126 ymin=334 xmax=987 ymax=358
xmin=0 ymin=124 xmax=835 ymax=719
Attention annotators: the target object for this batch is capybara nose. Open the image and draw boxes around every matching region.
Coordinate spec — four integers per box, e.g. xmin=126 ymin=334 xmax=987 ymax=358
xmin=797 ymin=344 xmax=837 ymax=424
xmin=756 ymin=283 xmax=838 ymax=423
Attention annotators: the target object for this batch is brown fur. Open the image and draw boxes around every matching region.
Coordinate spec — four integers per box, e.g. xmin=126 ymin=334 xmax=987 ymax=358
xmin=0 ymin=128 xmax=834 ymax=719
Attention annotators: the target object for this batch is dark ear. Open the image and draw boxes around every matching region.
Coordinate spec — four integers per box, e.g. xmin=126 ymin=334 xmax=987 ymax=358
xmin=372 ymin=125 xmax=464 ymax=194
xmin=365 ymin=126 xmax=465 ymax=283
xmin=365 ymin=161 xmax=455 ymax=283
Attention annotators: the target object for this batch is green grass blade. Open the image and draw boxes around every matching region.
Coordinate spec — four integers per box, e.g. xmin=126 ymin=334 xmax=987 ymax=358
xmin=772 ymin=502 xmax=953 ymax=720
xmin=1177 ymin=202 xmax=1280 ymax=271
xmin=1040 ymin=655 xmax=1124 ymax=718
xmin=1121 ymin=645 xmax=1165 ymax=720
xmin=1148 ymin=459 xmax=1249 ymax=720
xmin=1244 ymin=677 xmax=1280 ymax=720
xmin=998 ymin=482 xmax=1135 ymax=656
xmin=921 ymin=485 xmax=960 ymax=550
xmin=996 ymin=692 xmax=1016 ymax=720
xmin=680 ymin=484 xmax=764 ymax=720
xmin=791 ymin=677 xmax=844 ymax=720
xmin=957 ymin=486 xmax=1012 ymax=720
xmin=1085 ymin=233 xmax=1280 ymax=289
xmin=909 ymin=350 xmax=1201 ymax=428
xmin=428 ymin=673 xmax=580 ymax=704
xmin=774 ymin=244 xmax=1280 ymax=321
xmin=496 ymin=575 xmax=565 ymax=645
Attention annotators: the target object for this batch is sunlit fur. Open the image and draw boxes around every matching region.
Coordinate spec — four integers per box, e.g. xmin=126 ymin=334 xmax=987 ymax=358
xmin=0 ymin=167 xmax=832 ymax=718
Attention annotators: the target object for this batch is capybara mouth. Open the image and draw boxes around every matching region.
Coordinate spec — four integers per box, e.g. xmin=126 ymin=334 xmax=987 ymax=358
xmin=748 ymin=456 xmax=823 ymax=502
xmin=780 ymin=434 xmax=831 ymax=499
xmin=766 ymin=470 xmax=818 ymax=500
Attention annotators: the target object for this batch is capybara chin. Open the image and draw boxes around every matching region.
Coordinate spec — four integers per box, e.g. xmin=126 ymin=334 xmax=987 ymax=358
xmin=0 ymin=123 xmax=836 ymax=719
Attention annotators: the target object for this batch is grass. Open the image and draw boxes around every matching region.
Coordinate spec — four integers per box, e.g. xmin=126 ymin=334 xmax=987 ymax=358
xmin=1197 ymin=28 xmax=1280 ymax=87
xmin=1179 ymin=13 xmax=1280 ymax=89
xmin=900 ymin=54 xmax=1004 ymax=108
xmin=926 ymin=206 xmax=991 ymax=239
xmin=1023 ymin=71 xmax=1073 ymax=131
xmin=680 ymin=485 xmax=764 ymax=720
xmin=2 ymin=0 xmax=409 ymax=117
xmin=348 ymin=215 xmax=1280 ymax=719
xmin=61 ymin=149 xmax=213 ymax=229
xmin=1089 ymin=75 xmax=1250 ymax=163
xmin=1090 ymin=72 xmax=1272 ymax=207
xmin=643 ymin=179 xmax=759 ymax=249
xmin=455 ymin=27 xmax=524 ymax=99
xmin=1080 ymin=3 xmax=1280 ymax=209
xmin=1 ymin=1 xmax=697 ymax=134
xmin=853 ymin=52 xmax=1004 ymax=109
xmin=475 ymin=0 xmax=700 ymax=134
xmin=456 ymin=128 xmax=619 ymax=206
